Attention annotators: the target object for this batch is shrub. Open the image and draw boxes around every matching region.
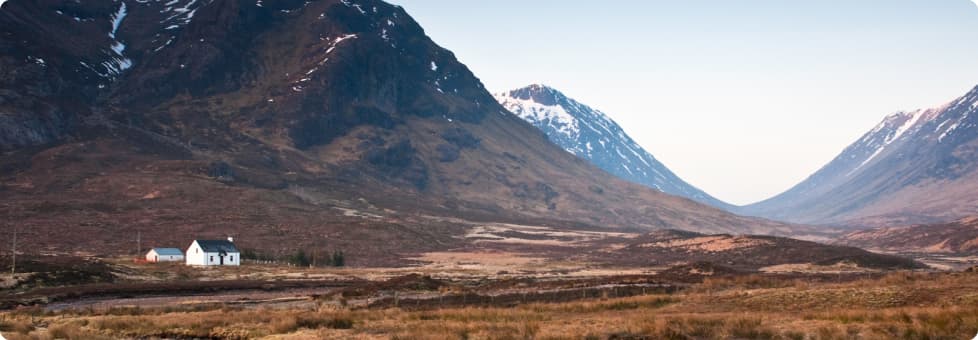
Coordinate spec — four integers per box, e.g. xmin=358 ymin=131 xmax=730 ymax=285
xmin=725 ymin=318 xmax=775 ymax=339
xmin=0 ymin=318 xmax=35 ymax=335
xmin=289 ymin=250 xmax=310 ymax=267
xmin=332 ymin=251 xmax=345 ymax=267
xmin=48 ymin=322 xmax=84 ymax=339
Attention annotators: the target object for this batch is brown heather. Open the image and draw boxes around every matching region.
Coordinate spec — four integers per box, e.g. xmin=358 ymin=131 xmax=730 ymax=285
xmin=2 ymin=271 xmax=978 ymax=339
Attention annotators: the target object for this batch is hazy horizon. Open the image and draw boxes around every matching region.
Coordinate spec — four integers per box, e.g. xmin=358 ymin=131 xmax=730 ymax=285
xmin=390 ymin=0 xmax=978 ymax=205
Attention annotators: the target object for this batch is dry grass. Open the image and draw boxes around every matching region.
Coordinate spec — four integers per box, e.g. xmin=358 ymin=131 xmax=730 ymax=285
xmin=641 ymin=235 xmax=773 ymax=252
xmin=3 ymin=271 xmax=978 ymax=339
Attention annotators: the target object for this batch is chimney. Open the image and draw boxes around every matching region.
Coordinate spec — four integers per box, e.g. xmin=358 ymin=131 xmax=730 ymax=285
xmin=227 ymin=236 xmax=234 ymax=243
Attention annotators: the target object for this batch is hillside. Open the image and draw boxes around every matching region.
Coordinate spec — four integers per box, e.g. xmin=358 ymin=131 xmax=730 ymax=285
xmin=837 ymin=216 xmax=978 ymax=254
xmin=600 ymin=229 xmax=922 ymax=271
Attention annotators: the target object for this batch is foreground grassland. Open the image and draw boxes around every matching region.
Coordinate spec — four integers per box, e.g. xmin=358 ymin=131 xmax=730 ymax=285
xmin=2 ymin=271 xmax=977 ymax=339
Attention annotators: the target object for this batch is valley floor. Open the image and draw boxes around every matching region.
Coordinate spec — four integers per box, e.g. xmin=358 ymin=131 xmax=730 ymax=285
xmin=2 ymin=260 xmax=978 ymax=339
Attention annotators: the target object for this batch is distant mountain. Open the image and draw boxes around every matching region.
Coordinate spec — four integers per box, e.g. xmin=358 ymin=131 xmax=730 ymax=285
xmin=494 ymin=85 xmax=733 ymax=210
xmin=741 ymin=84 xmax=978 ymax=226
xmin=0 ymin=0 xmax=801 ymax=263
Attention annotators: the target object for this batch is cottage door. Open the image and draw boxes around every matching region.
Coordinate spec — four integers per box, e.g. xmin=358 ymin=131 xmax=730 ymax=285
xmin=219 ymin=255 xmax=225 ymax=265
xmin=155 ymin=255 xmax=158 ymax=262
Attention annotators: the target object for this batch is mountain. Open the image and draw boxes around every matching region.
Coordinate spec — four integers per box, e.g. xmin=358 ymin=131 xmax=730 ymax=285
xmin=836 ymin=216 xmax=978 ymax=254
xmin=741 ymin=84 xmax=978 ymax=226
xmin=494 ymin=85 xmax=733 ymax=210
xmin=0 ymin=0 xmax=803 ymax=264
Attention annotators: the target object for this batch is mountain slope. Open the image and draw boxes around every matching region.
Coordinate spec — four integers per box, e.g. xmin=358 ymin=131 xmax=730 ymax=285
xmin=607 ymin=229 xmax=922 ymax=270
xmin=837 ymin=216 xmax=978 ymax=254
xmin=494 ymin=85 xmax=732 ymax=210
xmin=0 ymin=0 xmax=804 ymax=263
xmin=741 ymin=84 xmax=978 ymax=226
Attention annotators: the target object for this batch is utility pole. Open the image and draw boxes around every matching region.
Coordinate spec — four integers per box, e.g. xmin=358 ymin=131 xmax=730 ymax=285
xmin=10 ymin=226 xmax=17 ymax=274
xmin=136 ymin=230 xmax=141 ymax=256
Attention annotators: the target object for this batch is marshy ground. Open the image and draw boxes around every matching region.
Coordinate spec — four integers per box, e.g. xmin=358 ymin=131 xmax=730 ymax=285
xmin=1 ymin=254 xmax=977 ymax=339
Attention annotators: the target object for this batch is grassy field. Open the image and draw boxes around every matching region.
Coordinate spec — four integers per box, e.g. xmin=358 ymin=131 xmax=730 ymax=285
xmin=2 ymin=271 xmax=977 ymax=339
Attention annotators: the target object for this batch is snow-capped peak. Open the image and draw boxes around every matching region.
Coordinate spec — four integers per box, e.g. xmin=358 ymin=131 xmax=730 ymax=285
xmin=813 ymin=83 xmax=978 ymax=180
xmin=495 ymin=84 xmax=732 ymax=210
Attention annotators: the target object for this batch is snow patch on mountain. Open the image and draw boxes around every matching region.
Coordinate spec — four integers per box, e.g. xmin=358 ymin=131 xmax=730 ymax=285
xmin=162 ymin=0 xmax=203 ymax=26
xmin=109 ymin=2 xmax=127 ymax=39
xmin=846 ymin=110 xmax=921 ymax=175
xmin=315 ymin=34 xmax=357 ymax=67
xmin=497 ymin=93 xmax=580 ymax=139
xmin=102 ymin=2 xmax=132 ymax=77
xmin=151 ymin=0 xmax=214 ymax=52
xmin=340 ymin=0 xmax=367 ymax=15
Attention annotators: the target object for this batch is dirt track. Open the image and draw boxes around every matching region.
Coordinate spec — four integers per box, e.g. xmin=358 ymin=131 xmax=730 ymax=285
xmin=1 ymin=279 xmax=360 ymax=311
xmin=44 ymin=287 xmax=329 ymax=312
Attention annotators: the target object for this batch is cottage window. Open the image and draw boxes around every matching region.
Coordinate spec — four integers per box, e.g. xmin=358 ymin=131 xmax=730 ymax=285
xmin=230 ymin=256 xmax=234 ymax=262
xmin=210 ymin=256 xmax=214 ymax=262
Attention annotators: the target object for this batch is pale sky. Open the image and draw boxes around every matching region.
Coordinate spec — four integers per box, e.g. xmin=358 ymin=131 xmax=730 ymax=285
xmin=390 ymin=1 xmax=978 ymax=205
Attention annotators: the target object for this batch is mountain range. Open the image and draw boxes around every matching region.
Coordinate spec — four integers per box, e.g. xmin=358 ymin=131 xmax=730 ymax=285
xmin=494 ymin=83 xmax=978 ymax=230
xmin=741 ymin=85 xmax=978 ymax=227
xmin=494 ymin=85 xmax=733 ymax=210
xmin=4 ymin=0 xmax=976 ymax=264
xmin=0 ymin=0 xmax=802 ymax=264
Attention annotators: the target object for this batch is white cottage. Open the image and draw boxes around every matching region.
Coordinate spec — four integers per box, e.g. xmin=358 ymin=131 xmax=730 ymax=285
xmin=145 ymin=248 xmax=184 ymax=262
xmin=185 ymin=237 xmax=241 ymax=266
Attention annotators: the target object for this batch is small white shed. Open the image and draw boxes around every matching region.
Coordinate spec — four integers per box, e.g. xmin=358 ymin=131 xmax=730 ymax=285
xmin=185 ymin=237 xmax=241 ymax=266
xmin=146 ymin=248 xmax=184 ymax=262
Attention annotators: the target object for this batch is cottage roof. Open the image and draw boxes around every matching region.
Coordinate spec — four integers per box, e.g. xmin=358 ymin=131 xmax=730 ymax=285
xmin=194 ymin=240 xmax=240 ymax=253
xmin=151 ymin=248 xmax=184 ymax=256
